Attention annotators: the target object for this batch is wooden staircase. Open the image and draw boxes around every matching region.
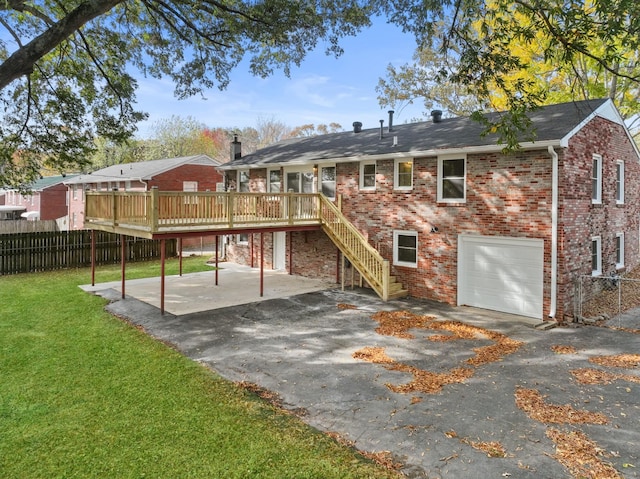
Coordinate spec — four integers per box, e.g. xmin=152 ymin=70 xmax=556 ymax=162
xmin=318 ymin=196 xmax=408 ymax=301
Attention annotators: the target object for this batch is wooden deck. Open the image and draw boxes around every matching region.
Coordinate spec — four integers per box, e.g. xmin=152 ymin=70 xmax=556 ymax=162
xmin=85 ymin=189 xmax=408 ymax=301
xmin=85 ymin=189 xmax=323 ymax=238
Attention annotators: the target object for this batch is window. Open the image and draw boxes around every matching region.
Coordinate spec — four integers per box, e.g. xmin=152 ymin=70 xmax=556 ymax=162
xmin=394 ymin=159 xmax=413 ymax=190
xmin=320 ymin=165 xmax=336 ymax=199
xmin=183 ymin=181 xmax=197 ymax=192
xmin=393 ymin=231 xmax=418 ymax=267
xmin=438 ymin=156 xmax=466 ymax=202
xmin=183 ymin=181 xmax=198 ymax=204
xmin=616 ymin=233 xmax=625 ymax=269
xmin=615 ymin=160 xmax=624 ymax=204
xmin=591 ymin=236 xmax=602 ymax=276
xmin=360 ymin=161 xmax=376 ymax=190
xmin=237 ymin=233 xmax=249 ymax=244
xmin=592 ymin=154 xmax=602 ymax=204
xmin=238 ymin=170 xmax=250 ymax=192
xmin=268 ymin=169 xmax=282 ymax=193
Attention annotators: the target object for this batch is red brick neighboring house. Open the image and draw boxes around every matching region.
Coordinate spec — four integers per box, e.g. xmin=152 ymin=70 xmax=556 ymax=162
xmin=220 ymin=99 xmax=640 ymax=321
xmin=2 ymin=175 xmax=76 ymax=222
xmin=64 ymin=155 xmax=224 ymax=231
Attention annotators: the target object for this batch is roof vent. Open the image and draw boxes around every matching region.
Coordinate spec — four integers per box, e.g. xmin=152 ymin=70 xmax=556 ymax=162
xmin=352 ymin=121 xmax=363 ymax=133
xmin=431 ymin=110 xmax=443 ymax=123
xmin=388 ymin=110 xmax=394 ymax=132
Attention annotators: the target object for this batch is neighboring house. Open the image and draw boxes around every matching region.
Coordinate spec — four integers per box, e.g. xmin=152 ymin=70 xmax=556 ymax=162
xmin=219 ymin=99 xmax=640 ymax=321
xmin=3 ymin=175 xmax=76 ymax=222
xmin=64 ymin=155 xmax=224 ymax=230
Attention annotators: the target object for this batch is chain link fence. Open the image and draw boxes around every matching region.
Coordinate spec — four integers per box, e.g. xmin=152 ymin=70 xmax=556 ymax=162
xmin=576 ymin=274 xmax=640 ymax=323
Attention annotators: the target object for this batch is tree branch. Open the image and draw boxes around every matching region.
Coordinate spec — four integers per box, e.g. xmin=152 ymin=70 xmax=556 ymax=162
xmin=0 ymin=0 xmax=123 ymax=90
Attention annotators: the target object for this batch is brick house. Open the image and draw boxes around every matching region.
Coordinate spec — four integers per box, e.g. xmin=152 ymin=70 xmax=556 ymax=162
xmin=219 ymin=99 xmax=640 ymax=321
xmin=2 ymin=175 xmax=76 ymax=223
xmin=64 ymin=155 xmax=224 ymax=231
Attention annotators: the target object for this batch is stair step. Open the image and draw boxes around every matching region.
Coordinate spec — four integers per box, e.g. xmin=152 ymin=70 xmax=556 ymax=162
xmin=387 ymin=289 xmax=409 ymax=300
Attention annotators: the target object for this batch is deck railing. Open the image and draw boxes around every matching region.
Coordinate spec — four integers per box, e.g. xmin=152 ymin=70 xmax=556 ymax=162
xmin=85 ymin=189 xmax=321 ymax=232
xmin=85 ymin=189 xmax=395 ymax=300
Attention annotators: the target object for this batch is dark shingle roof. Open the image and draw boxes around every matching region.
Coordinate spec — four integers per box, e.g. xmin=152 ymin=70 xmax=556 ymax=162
xmin=223 ymin=99 xmax=613 ymax=169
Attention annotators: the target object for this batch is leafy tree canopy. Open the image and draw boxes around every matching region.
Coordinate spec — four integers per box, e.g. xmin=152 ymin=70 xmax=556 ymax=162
xmin=0 ymin=0 xmax=374 ymax=188
xmin=2 ymin=0 xmax=639 ymax=188
xmin=378 ymin=0 xmax=640 ymax=146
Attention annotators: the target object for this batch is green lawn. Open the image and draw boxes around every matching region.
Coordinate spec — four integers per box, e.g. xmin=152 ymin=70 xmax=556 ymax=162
xmin=0 ymin=257 xmax=399 ymax=479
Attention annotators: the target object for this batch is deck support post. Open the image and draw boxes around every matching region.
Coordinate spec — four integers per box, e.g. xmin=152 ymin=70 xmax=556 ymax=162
xmin=336 ymin=248 xmax=340 ymax=284
xmin=91 ymin=230 xmax=96 ymax=286
xmin=341 ymin=252 xmax=345 ymax=292
xmin=288 ymin=231 xmax=293 ymax=275
xmin=215 ymin=236 xmax=219 ymax=286
xmin=160 ymin=238 xmax=166 ymax=314
xmin=250 ymin=234 xmax=254 ymax=268
xmin=120 ymin=235 xmax=126 ymax=299
xmin=260 ymin=232 xmax=264 ymax=297
xmin=178 ymin=238 xmax=183 ymax=276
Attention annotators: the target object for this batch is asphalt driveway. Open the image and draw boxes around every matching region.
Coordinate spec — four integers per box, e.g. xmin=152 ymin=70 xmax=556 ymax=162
xmin=94 ymin=275 xmax=640 ymax=479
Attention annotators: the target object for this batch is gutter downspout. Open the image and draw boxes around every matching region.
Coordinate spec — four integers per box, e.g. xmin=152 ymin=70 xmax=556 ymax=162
xmin=548 ymin=145 xmax=558 ymax=319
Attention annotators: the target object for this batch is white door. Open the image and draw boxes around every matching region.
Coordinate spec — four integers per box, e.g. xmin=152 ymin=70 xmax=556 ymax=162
xmin=285 ymin=169 xmax=315 ymax=193
xmin=273 ymin=232 xmax=286 ymax=270
xmin=458 ymin=235 xmax=544 ymax=318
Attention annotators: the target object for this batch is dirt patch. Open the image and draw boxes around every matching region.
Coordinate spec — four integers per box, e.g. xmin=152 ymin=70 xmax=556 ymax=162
xmin=337 ymin=303 xmax=358 ymax=310
xmin=551 ymin=345 xmax=578 ymax=354
xmin=571 ymin=368 xmax=640 ymax=385
xmin=353 ymin=310 xmax=523 ymax=395
xmin=352 ymin=346 xmax=395 ymax=364
xmin=581 ymin=266 xmax=640 ymax=319
xmin=514 ymin=388 xmax=608 ymax=425
xmin=547 ymin=428 xmax=622 ymax=479
xmin=589 ymin=353 xmax=640 ymax=369
xmin=463 ymin=439 xmax=508 ymax=458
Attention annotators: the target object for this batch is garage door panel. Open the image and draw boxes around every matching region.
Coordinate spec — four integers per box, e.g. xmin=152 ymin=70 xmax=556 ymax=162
xmin=458 ymin=235 xmax=543 ymax=319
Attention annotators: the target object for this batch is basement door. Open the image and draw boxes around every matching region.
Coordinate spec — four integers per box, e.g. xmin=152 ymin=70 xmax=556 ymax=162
xmin=273 ymin=231 xmax=286 ymax=271
xmin=457 ymin=235 xmax=544 ymax=319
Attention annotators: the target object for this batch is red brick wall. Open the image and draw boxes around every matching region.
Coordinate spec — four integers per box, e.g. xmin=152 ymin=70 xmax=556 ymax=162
xmin=337 ymin=151 xmax=555 ymax=311
xmin=148 ymin=164 xmax=223 ymax=191
xmin=558 ymin=117 xmax=640 ymax=318
xmin=38 ymin=183 xmax=69 ymax=220
xmin=224 ymin=118 xmax=640 ymax=321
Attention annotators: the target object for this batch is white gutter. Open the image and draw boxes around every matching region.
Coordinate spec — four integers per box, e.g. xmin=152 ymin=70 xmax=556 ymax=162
xmin=548 ymin=145 xmax=558 ymax=319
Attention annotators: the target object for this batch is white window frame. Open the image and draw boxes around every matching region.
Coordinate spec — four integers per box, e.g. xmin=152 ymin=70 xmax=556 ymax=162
xmin=437 ymin=154 xmax=467 ymax=203
xmin=237 ymin=233 xmax=249 ymax=245
xmin=268 ymin=168 xmax=282 ymax=193
xmin=591 ymin=236 xmax=602 ymax=276
xmin=183 ymin=181 xmax=198 ymax=205
xmin=394 ymin=159 xmax=413 ymax=190
xmin=616 ymin=232 xmax=625 ymax=269
xmin=359 ymin=161 xmax=377 ymax=190
xmin=183 ymin=181 xmax=198 ymax=192
xmin=237 ymin=170 xmax=250 ymax=192
xmin=393 ymin=230 xmax=418 ymax=268
xmin=592 ymin=154 xmax=602 ymax=204
xmin=615 ymin=160 xmax=624 ymax=204
xmin=319 ymin=164 xmax=336 ymax=199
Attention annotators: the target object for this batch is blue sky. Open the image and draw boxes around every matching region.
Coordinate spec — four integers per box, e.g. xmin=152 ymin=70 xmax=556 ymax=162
xmin=134 ymin=17 xmax=427 ymax=138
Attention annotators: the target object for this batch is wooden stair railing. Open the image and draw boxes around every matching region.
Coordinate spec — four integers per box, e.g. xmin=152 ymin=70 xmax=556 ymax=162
xmin=318 ymin=195 xmax=407 ymax=301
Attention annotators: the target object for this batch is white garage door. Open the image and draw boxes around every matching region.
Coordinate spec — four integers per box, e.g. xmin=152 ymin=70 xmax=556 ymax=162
xmin=458 ymin=235 xmax=544 ymax=319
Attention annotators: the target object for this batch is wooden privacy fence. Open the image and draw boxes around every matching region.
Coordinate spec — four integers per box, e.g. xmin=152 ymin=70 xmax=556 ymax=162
xmin=0 ymin=230 xmax=177 ymax=275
